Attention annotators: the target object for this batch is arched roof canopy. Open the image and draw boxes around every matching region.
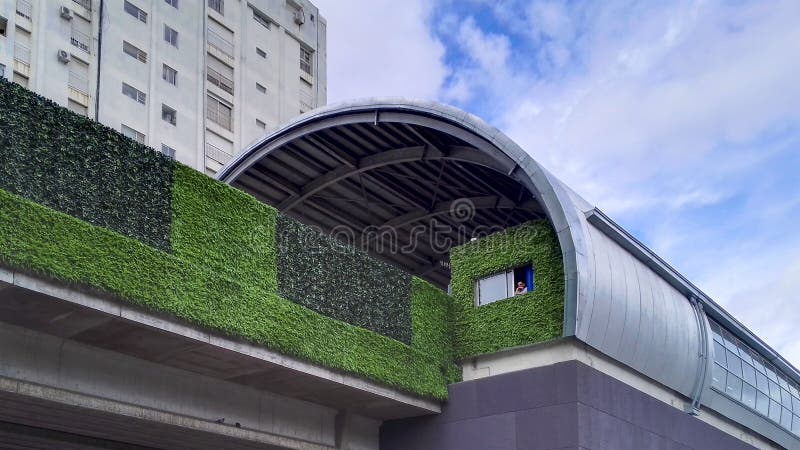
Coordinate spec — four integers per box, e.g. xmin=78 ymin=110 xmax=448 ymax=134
xmin=216 ymin=99 xmax=582 ymax=299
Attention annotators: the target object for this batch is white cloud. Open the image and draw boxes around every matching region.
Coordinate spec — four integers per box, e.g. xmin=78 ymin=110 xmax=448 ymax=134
xmin=313 ymin=0 xmax=448 ymax=103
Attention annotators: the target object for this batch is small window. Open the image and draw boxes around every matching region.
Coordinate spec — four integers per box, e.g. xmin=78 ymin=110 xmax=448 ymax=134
xmin=121 ymin=124 xmax=145 ymax=144
xmin=208 ymin=0 xmax=223 ymax=15
xmin=206 ymin=94 xmax=232 ymax=130
xmin=0 ymin=63 xmax=5 ymax=78
xmin=255 ymin=82 xmax=266 ymax=94
xmin=474 ymin=264 xmax=534 ymax=306
xmin=256 ymin=118 xmax=266 ymax=129
xmin=122 ymin=82 xmax=146 ymax=104
xmin=300 ymin=47 xmax=312 ymax=75
xmin=165 ymin=0 xmax=178 ymax=8
xmin=161 ymin=144 xmax=176 ymax=159
xmin=124 ymin=1 xmax=147 ymax=23
xmin=253 ymin=9 xmax=270 ymax=29
xmin=162 ymin=104 xmax=177 ymax=125
xmin=0 ymin=16 xmax=7 ymax=36
xmin=162 ymin=64 xmax=177 ymax=85
xmin=164 ymin=25 xmax=178 ymax=47
xmin=123 ymin=41 xmax=147 ymax=63
xmin=256 ymin=47 xmax=266 ymax=58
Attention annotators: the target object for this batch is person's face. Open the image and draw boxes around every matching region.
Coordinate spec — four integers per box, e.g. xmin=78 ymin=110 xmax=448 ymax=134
xmin=517 ymin=282 xmax=525 ymax=288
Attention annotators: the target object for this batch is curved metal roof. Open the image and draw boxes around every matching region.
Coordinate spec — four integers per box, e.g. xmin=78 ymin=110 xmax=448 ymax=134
xmin=217 ymin=99 xmax=800 ymax=446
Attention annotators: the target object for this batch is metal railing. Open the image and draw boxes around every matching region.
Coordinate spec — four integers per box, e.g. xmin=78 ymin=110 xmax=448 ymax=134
xmin=16 ymin=0 xmax=32 ymax=20
xmin=70 ymin=29 xmax=91 ymax=53
xmin=207 ymin=29 xmax=234 ymax=60
xmin=206 ymin=66 xmax=233 ymax=95
xmin=14 ymin=43 xmax=31 ymax=64
xmin=205 ymin=143 xmax=232 ymax=164
xmin=73 ymin=0 xmax=91 ymax=11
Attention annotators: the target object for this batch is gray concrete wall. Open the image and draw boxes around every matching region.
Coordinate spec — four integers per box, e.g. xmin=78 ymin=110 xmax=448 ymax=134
xmin=381 ymin=360 xmax=763 ymax=450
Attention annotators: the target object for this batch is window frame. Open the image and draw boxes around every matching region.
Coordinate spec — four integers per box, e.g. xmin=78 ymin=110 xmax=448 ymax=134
xmin=206 ymin=94 xmax=232 ymax=130
xmin=161 ymin=144 xmax=176 ymax=159
xmin=164 ymin=0 xmax=178 ymax=8
xmin=123 ymin=0 xmax=147 ymax=23
xmin=122 ymin=41 xmax=147 ymax=63
xmin=162 ymin=64 xmax=177 ymax=85
xmin=121 ymin=124 xmax=145 ymax=144
xmin=208 ymin=0 xmax=223 ymax=15
xmin=164 ymin=24 xmax=178 ymax=47
xmin=300 ymin=46 xmax=313 ymax=75
xmin=474 ymin=264 xmax=534 ymax=306
xmin=161 ymin=104 xmax=177 ymax=126
xmin=121 ymin=82 xmax=146 ymax=104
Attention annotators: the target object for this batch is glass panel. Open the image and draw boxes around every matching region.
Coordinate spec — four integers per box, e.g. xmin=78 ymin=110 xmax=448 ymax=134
xmin=770 ymin=380 xmax=782 ymax=401
xmin=709 ymin=320 xmax=723 ymax=343
xmin=782 ymin=408 xmax=793 ymax=429
xmin=782 ymin=388 xmax=793 ymax=408
xmin=738 ymin=342 xmax=754 ymax=365
xmin=769 ymin=399 xmax=782 ymax=422
xmin=476 ymin=272 xmax=508 ymax=305
xmin=793 ymin=415 xmax=800 ymax=434
xmin=793 ymin=395 xmax=800 ymax=414
xmin=722 ymin=330 xmax=740 ymax=353
xmin=725 ymin=373 xmax=743 ymax=401
xmin=790 ymin=385 xmax=799 ymax=398
xmin=766 ymin=364 xmax=778 ymax=382
xmin=752 ymin=352 xmax=766 ymax=374
xmin=756 ymin=390 xmax=770 ymax=416
xmin=742 ymin=363 xmax=757 ymax=386
xmin=757 ymin=372 xmax=770 ymax=393
xmin=742 ymin=383 xmax=757 ymax=410
xmin=711 ymin=363 xmax=726 ymax=391
xmin=726 ymin=350 xmax=742 ymax=377
xmin=780 ymin=376 xmax=790 ymax=390
xmin=713 ymin=342 xmax=727 ymax=366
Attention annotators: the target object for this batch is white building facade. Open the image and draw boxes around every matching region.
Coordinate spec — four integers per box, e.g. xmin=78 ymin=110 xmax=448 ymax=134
xmin=0 ymin=0 xmax=327 ymax=174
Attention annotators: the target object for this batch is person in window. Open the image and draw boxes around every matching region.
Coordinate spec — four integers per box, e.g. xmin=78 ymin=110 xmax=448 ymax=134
xmin=514 ymin=281 xmax=527 ymax=296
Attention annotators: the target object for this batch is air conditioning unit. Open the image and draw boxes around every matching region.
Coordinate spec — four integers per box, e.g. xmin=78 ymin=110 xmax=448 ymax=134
xmin=293 ymin=8 xmax=305 ymax=25
xmin=59 ymin=6 xmax=73 ymax=20
xmin=57 ymin=49 xmax=71 ymax=63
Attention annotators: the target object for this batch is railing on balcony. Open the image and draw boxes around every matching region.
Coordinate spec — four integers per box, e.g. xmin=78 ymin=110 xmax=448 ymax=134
xmin=14 ymin=43 xmax=31 ymax=65
xmin=68 ymin=71 xmax=89 ymax=95
xmin=73 ymin=0 xmax=91 ymax=11
xmin=205 ymin=143 xmax=232 ymax=165
xmin=70 ymin=29 xmax=91 ymax=53
xmin=207 ymin=28 xmax=234 ymax=65
xmin=16 ymin=0 xmax=32 ymax=20
xmin=206 ymin=66 xmax=233 ymax=95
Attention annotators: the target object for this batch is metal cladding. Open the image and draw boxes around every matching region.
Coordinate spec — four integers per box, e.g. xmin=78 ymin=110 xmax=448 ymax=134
xmin=217 ymin=99 xmax=800 ymax=443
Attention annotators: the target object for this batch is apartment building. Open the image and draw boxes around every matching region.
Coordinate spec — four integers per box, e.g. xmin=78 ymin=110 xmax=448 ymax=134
xmin=0 ymin=0 xmax=327 ymax=174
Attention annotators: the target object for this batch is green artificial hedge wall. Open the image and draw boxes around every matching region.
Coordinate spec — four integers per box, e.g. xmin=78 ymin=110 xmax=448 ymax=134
xmin=276 ymin=214 xmax=412 ymax=344
xmin=0 ymin=80 xmax=457 ymax=399
xmin=0 ymin=79 xmax=174 ymax=252
xmin=450 ymin=221 xmax=564 ymax=359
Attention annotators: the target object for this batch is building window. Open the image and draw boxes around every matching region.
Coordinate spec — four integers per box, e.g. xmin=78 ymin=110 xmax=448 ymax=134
xmin=162 ymin=64 xmax=177 ymax=85
xmin=164 ymin=0 xmax=178 ymax=8
xmin=256 ymin=47 xmax=266 ymax=58
xmin=300 ymin=47 xmax=312 ymax=75
xmin=161 ymin=144 xmax=176 ymax=159
xmin=164 ymin=24 xmax=178 ymax=47
xmin=122 ymin=82 xmax=146 ymax=104
xmin=0 ymin=16 xmax=7 ymax=36
xmin=73 ymin=0 xmax=92 ymax=10
xmin=256 ymin=118 xmax=266 ymax=129
xmin=16 ymin=0 xmax=32 ymax=21
xmin=67 ymin=99 xmax=88 ymax=116
xmin=0 ymin=64 xmax=4 ymax=78
xmin=206 ymin=94 xmax=232 ymax=130
xmin=256 ymin=82 xmax=266 ymax=94
xmin=474 ymin=265 xmax=534 ymax=306
xmin=709 ymin=320 xmax=800 ymax=436
xmin=206 ymin=66 xmax=233 ymax=95
xmin=121 ymin=124 xmax=145 ymax=144
xmin=123 ymin=1 xmax=147 ymax=23
xmin=253 ymin=9 xmax=270 ymax=29
xmin=70 ymin=24 xmax=91 ymax=53
xmin=122 ymin=41 xmax=147 ymax=63
xmin=208 ymin=0 xmax=223 ymax=15
xmin=162 ymin=104 xmax=177 ymax=125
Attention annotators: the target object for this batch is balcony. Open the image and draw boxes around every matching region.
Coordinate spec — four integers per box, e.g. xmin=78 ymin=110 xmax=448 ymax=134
xmin=13 ymin=43 xmax=31 ymax=77
xmin=70 ymin=29 xmax=91 ymax=54
xmin=15 ymin=0 xmax=32 ymax=31
xmin=206 ymin=29 xmax=234 ymax=66
xmin=68 ymin=71 xmax=90 ymax=106
xmin=206 ymin=67 xmax=233 ymax=95
xmin=205 ymin=143 xmax=232 ymax=165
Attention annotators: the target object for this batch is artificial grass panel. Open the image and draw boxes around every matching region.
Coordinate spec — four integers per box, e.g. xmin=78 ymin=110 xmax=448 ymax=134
xmin=411 ymin=277 xmax=461 ymax=384
xmin=0 ymin=78 xmax=173 ymax=251
xmin=450 ymin=221 xmax=564 ymax=359
xmin=276 ymin=213 xmax=412 ymax=343
xmin=0 ymin=165 xmax=452 ymax=399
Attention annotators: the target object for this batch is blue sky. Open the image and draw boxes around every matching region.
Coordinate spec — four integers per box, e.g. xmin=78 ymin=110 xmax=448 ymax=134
xmin=315 ymin=0 xmax=800 ymax=366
